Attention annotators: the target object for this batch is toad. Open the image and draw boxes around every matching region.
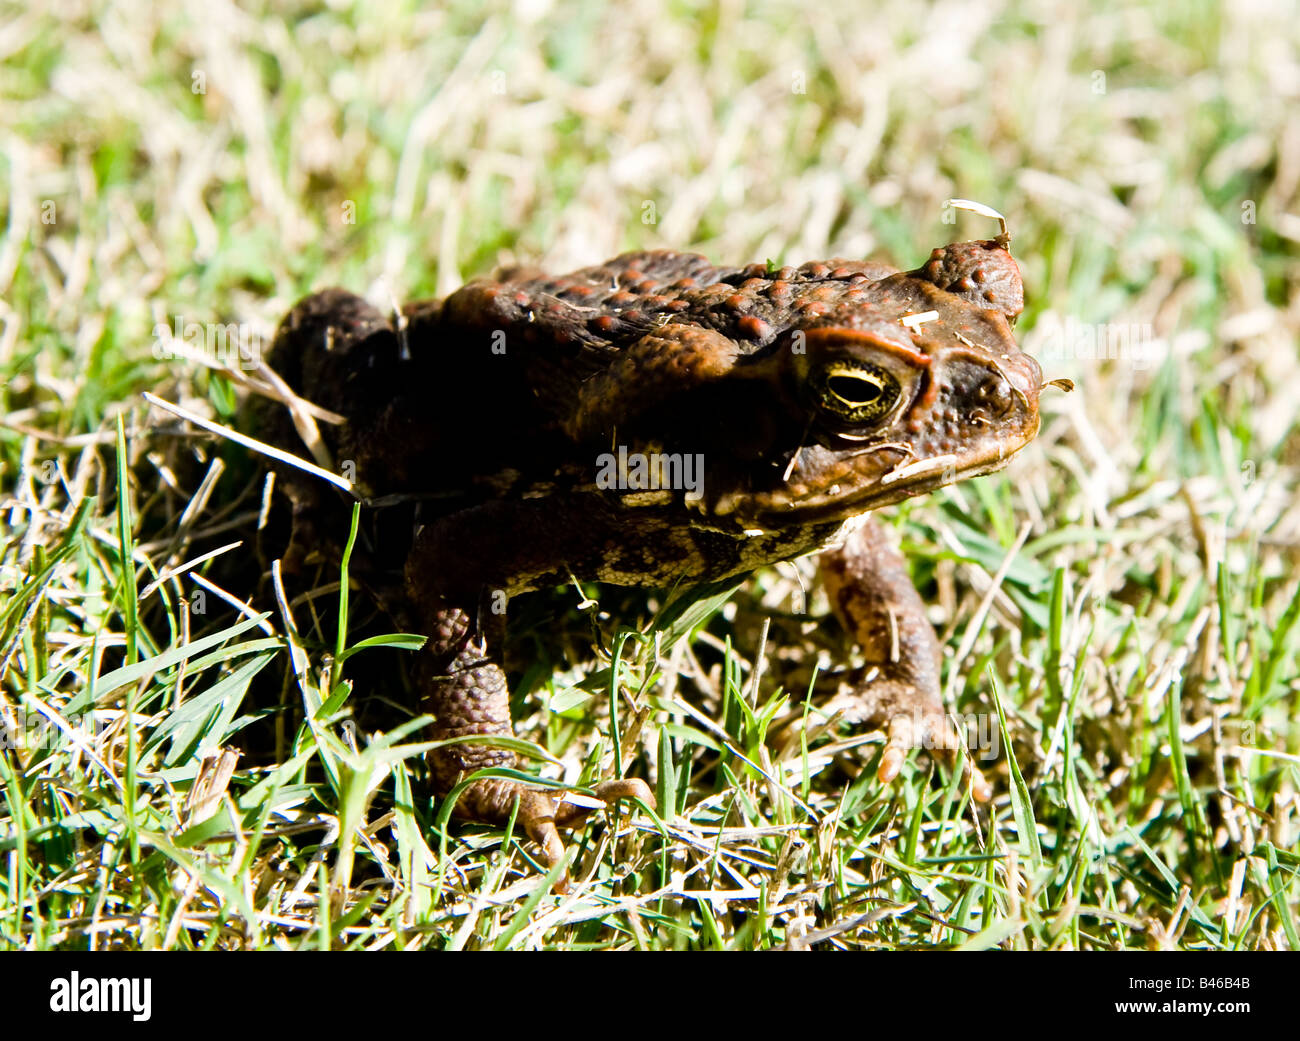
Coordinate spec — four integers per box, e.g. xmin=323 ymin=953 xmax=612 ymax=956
xmin=255 ymin=232 xmax=1042 ymax=883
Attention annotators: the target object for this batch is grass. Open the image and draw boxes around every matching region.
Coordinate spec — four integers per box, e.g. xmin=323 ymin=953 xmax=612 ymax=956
xmin=1 ymin=0 xmax=1298 ymax=949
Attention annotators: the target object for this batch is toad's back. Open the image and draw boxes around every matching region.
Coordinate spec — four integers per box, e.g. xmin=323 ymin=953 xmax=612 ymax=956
xmin=262 ymin=245 xmax=1023 ymax=506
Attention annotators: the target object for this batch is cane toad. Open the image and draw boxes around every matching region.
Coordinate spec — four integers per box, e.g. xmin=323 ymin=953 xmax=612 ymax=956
xmin=257 ymin=235 xmax=1042 ymax=884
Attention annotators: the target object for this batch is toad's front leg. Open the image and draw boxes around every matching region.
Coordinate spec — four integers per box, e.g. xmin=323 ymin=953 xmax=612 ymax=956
xmin=818 ymin=517 xmax=992 ymax=802
xmin=415 ymin=600 xmax=652 ymax=886
xmin=407 ymin=513 xmax=653 ymax=889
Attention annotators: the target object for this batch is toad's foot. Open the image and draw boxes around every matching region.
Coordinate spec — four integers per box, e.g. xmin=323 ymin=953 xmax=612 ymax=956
xmin=822 ymin=670 xmax=992 ymax=803
xmin=455 ymin=776 xmax=655 ymax=890
xmin=417 ymin=594 xmax=655 ymax=888
xmin=819 ymin=517 xmax=992 ymax=803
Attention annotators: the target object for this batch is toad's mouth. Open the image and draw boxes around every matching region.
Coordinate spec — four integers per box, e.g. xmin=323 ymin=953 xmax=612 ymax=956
xmin=712 ymin=423 xmax=1041 ymax=530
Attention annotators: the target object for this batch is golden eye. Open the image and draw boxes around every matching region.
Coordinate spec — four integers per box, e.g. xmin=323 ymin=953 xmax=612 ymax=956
xmin=814 ymin=361 xmax=901 ymax=425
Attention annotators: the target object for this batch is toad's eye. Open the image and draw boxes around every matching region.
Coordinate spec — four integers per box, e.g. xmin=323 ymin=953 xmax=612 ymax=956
xmin=812 ymin=361 xmax=901 ymax=425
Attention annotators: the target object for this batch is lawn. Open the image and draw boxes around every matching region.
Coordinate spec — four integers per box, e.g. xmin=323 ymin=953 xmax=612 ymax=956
xmin=1 ymin=0 xmax=1297 ymax=949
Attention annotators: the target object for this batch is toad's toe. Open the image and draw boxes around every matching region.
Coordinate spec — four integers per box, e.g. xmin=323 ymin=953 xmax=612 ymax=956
xmin=554 ymin=777 xmax=656 ymax=828
xmin=459 ymin=776 xmax=654 ymax=891
xmin=877 ymin=704 xmax=992 ymax=803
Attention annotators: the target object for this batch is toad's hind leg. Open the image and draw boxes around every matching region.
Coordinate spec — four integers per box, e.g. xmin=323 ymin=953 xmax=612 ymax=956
xmin=417 ymin=597 xmax=652 ymax=888
xmin=818 ymin=517 xmax=992 ymax=802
